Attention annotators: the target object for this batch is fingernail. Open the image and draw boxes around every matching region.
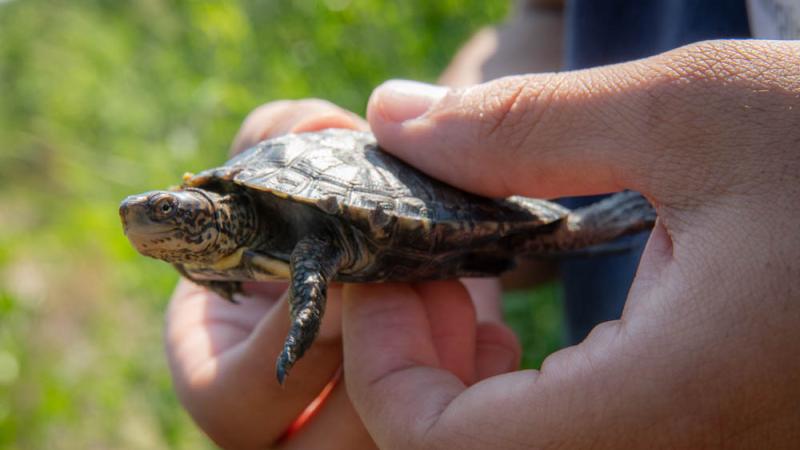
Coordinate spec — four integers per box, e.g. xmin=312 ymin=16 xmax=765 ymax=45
xmin=372 ymin=80 xmax=449 ymax=123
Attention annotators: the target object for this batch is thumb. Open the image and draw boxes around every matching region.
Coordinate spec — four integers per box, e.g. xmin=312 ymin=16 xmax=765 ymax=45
xmin=366 ymin=41 xmax=786 ymax=200
xmin=366 ymin=73 xmax=656 ymax=199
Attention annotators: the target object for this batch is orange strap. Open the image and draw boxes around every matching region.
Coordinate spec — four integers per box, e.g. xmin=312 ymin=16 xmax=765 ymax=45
xmin=277 ymin=365 xmax=343 ymax=443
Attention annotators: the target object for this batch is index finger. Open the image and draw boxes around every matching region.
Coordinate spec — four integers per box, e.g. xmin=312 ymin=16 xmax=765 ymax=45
xmin=230 ymin=99 xmax=369 ymax=155
xmin=341 ymin=282 xmax=470 ymax=446
xmin=366 ymin=41 xmax=800 ymax=201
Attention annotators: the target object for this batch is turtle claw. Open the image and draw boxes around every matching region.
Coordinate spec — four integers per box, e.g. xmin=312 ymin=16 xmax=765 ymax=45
xmin=273 ymin=235 xmax=344 ymax=384
xmin=207 ymin=281 xmax=242 ymax=304
xmin=276 ymin=351 xmax=291 ymax=386
xmin=276 ymin=367 xmax=287 ymax=387
xmin=276 ymin=333 xmax=300 ymax=386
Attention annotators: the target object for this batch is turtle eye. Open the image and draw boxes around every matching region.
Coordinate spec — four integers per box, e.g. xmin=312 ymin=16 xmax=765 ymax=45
xmin=152 ymin=196 xmax=177 ymax=220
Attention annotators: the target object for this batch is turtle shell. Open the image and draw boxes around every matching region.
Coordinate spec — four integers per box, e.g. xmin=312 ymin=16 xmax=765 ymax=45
xmin=187 ymin=129 xmax=568 ymax=278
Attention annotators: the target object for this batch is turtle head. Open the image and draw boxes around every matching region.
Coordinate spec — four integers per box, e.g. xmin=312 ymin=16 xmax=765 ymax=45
xmin=119 ymin=188 xmax=255 ymax=265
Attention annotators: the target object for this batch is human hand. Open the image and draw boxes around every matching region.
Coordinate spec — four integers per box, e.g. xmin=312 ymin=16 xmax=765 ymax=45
xmin=165 ymin=100 xmax=377 ymax=450
xmin=164 ymin=100 xmax=516 ymax=449
xmin=343 ymin=40 xmax=800 ymax=448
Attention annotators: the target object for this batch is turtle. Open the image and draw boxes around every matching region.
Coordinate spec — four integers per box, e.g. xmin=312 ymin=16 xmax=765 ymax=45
xmin=119 ymin=128 xmax=655 ymax=384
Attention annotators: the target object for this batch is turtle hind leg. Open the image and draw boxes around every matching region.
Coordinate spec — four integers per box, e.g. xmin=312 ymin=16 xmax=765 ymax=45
xmin=277 ymin=235 xmax=344 ymax=385
xmin=527 ymin=191 xmax=656 ymax=254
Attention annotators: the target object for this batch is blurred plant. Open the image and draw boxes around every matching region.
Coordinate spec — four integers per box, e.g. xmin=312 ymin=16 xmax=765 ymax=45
xmin=0 ymin=1 xmax=565 ymax=448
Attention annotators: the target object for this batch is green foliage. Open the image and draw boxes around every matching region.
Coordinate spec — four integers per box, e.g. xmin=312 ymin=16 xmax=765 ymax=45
xmin=504 ymin=284 xmax=565 ymax=369
xmin=0 ymin=1 xmax=562 ymax=448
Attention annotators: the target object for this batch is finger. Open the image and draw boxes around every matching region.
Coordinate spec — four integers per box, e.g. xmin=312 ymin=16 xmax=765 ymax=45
xmin=475 ymin=322 xmax=521 ymax=380
xmin=167 ymin=99 xmax=369 ymax=447
xmin=366 ymin=75 xmax=639 ymax=199
xmin=166 ymin=280 xmax=279 ymax=377
xmin=367 ymin=41 xmax=783 ymax=200
xmin=414 ymin=281 xmax=477 ymax=385
xmin=342 ymin=283 xmax=467 ymax=447
xmin=342 ymin=282 xmax=651 ymax=450
xmin=166 ymin=281 xmax=346 ymax=448
xmin=281 ymin=378 xmax=377 ymax=450
xmin=366 ymin=74 xmax=654 ymax=200
xmin=166 ymin=281 xmax=343 ymax=381
xmin=231 ymin=99 xmax=368 ymax=155
xmin=461 ymin=277 xmax=503 ymax=323
xmin=460 ymin=278 xmax=521 ymax=380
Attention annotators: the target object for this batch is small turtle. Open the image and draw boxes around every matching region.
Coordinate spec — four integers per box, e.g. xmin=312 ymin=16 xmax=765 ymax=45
xmin=120 ymin=129 xmax=655 ymax=384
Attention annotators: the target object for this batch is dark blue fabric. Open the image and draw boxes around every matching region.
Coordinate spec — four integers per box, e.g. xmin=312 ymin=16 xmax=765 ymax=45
xmin=564 ymin=0 xmax=751 ymax=70
xmin=559 ymin=0 xmax=750 ymax=344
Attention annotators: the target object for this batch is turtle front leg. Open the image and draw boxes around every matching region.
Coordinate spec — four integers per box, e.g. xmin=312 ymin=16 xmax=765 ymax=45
xmin=174 ymin=264 xmax=242 ymax=303
xmin=277 ymin=235 xmax=344 ymax=385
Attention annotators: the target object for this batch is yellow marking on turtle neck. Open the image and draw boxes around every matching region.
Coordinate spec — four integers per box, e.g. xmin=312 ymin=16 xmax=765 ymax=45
xmin=210 ymin=247 xmax=246 ymax=271
xmin=249 ymin=253 xmax=291 ymax=279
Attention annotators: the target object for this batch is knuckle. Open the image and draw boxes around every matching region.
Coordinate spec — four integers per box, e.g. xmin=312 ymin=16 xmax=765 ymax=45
xmin=473 ymin=75 xmax=560 ymax=192
xmin=420 ymin=74 xmax=563 ymax=197
xmin=475 ymin=76 xmax=542 ymax=150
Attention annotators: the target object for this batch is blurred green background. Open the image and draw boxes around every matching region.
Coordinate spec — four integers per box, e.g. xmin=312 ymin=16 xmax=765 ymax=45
xmin=0 ymin=1 xmax=563 ymax=448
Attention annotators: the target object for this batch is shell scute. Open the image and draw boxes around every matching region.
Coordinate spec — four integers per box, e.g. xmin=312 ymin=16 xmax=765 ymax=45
xmin=197 ymin=129 xmax=566 ymax=243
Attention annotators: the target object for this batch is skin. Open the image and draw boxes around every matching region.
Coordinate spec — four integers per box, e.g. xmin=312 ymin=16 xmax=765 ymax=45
xmin=165 ymin=100 xmax=517 ymax=449
xmin=165 ymin=7 xmax=556 ymax=444
xmin=439 ymin=1 xmax=565 ymax=287
xmin=165 ymin=101 xmax=377 ymax=450
xmin=345 ymin=40 xmax=800 ymax=448
xmin=166 ymin=13 xmax=800 ymax=450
